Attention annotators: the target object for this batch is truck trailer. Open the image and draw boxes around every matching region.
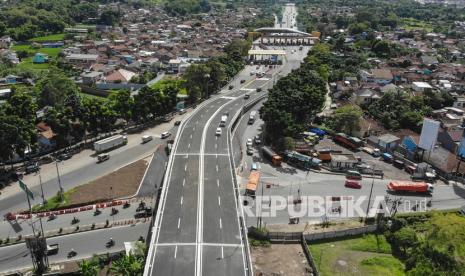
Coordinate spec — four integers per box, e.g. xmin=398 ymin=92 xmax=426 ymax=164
xmin=387 ymin=181 xmax=433 ymax=195
xmin=261 ymin=146 xmax=282 ymax=166
xmin=246 ymin=171 xmax=260 ymax=196
xmin=93 ymin=135 xmax=128 ymax=153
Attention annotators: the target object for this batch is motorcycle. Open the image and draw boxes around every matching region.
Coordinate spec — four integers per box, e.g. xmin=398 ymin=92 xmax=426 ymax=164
xmin=106 ymin=239 xmax=115 ymax=248
xmin=68 ymin=250 xmax=77 ymax=258
xmin=71 ymin=217 xmax=80 ymax=224
xmin=48 ymin=214 xmax=57 ymax=221
xmin=123 ymin=202 xmax=130 ymax=209
xmin=111 ymin=208 xmax=118 ymax=215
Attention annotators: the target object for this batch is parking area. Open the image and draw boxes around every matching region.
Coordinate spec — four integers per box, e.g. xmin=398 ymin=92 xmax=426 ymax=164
xmin=315 ymin=138 xmax=412 ymax=181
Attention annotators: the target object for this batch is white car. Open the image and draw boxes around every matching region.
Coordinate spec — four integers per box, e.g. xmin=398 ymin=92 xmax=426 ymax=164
xmin=246 ymin=138 xmax=253 ymax=147
xmin=215 ymin=128 xmax=222 ymax=136
xmin=161 ymin=132 xmax=171 ymax=139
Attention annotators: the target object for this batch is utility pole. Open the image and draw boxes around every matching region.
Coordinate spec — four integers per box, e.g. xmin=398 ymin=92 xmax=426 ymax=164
xmin=38 ymin=171 xmax=46 ymax=206
xmin=55 ymin=160 xmax=64 ymax=201
xmin=365 ymin=166 xmax=376 ymax=221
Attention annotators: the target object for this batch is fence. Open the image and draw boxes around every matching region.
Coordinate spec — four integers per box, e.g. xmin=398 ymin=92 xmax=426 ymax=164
xmin=301 ymin=233 xmax=319 ymax=276
xmin=304 ymin=224 xmax=377 ymax=242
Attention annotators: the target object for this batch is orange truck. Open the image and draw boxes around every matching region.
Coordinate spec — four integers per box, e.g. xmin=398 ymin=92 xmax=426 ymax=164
xmin=387 ymin=181 xmax=433 ymax=195
xmin=261 ymin=146 xmax=282 ymax=166
xmin=246 ymin=171 xmax=260 ymax=196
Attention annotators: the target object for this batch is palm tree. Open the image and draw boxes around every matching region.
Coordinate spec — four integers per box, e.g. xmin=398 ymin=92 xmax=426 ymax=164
xmin=78 ymin=257 xmax=99 ymax=276
xmin=110 ymin=253 xmax=143 ymax=276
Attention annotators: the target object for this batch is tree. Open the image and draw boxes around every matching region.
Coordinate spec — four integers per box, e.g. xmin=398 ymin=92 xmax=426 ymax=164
xmin=331 ymin=105 xmax=362 ymax=135
xmin=108 ymin=90 xmax=134 ymax=123
xmin=5 ymin=88 xmax=37 ymax=123
xmin=110 ymin=254 xmax=143 ymax=276
xmin=78 ymin=257 xmax=99 ymax=276
xmin=0 ymin=111 xmax=35 ymax=162
xmin=35 ymin=69 xmax=80 ymax=107
xmin=372 ymin=40 xmax=391 ymax=57
xmin=391 ymin=227 xmax=417 ymax=256
xmin=183 ymin=64 xmax=210 ymax=101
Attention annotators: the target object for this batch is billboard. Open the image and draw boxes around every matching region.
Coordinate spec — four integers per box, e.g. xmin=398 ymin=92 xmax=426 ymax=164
xmin=457 ymin=131 xmax=465 ymax=158
xmin=418 ymin=118 xmax=440 ymax=151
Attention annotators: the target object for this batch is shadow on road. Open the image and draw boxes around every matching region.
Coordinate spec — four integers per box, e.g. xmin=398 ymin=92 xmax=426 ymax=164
xmin=452 ymin=183 xmax=465 ymax=200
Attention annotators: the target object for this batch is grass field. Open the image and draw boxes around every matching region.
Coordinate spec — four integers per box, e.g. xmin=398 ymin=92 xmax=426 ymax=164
xmin=16 ymin=57 xmax=52 ymax=70
xmin=309 ymin=234 xmax=405 ymax=276
xmin=11 ymin=45 xmax=63 ymax=70
xmin=29 ymin=33 xmax=65 ymax=42
xmin=403 ymin=18 xmax=433 ymax=32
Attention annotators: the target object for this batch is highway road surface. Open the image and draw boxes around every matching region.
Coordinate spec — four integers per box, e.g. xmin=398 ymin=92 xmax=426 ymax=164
xmin=145 ymin=43 xmax=310 ymax=275
xmin=0 ymin=223 xmax=149 ymax=274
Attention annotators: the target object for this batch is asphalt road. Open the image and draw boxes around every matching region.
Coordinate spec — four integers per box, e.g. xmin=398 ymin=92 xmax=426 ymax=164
xmin=0 ymin=223 xmax=150 ymax=274
xmin=146 ymin=34 xmax=311 ymax=274
xmin=0 ymin=139 xmax=162 ymax=218
xmin=232 ymin=110 xmax=465 ymax=226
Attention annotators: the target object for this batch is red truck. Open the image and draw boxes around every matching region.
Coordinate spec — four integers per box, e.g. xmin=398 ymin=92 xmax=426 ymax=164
xmin=387 ymin=181 xmax=433 ymax=195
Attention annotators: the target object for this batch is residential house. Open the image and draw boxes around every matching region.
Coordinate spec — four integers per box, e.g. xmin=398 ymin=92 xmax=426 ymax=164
xmin=32 ymin=53 xmax=48 ymax=64
xmin=65 ymin=54 xmax=99 ymax=66
xmin=36 ymin=122 xmax=56 ymax=150
xmin=353 ymin=89 xmax=380 ymax=105
xmin=167 ymin=59 xmax=182 ymax=74
xmin=104 ymin=68 xmax=137 ymax=83
xmin=453 ymin=97 xmax=465 ymax=110
xmin=412 ymin=81 xmax=433 ymax=93
xmin=437 ymin=128 xmax=463 ymax=154
xmin=421 ymin=55 xmax=439 ymax=67
xmin=360 ymin=69 xmax=393 ymax=85
xmin=81 ymin=71 xmax=103 ymax=84
xmin=368 ymin=133 xmax=400 ymax=151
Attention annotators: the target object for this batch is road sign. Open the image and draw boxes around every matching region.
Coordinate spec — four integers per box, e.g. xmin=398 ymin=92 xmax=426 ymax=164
xmin=19 ymin=180 xmax=34 ymax=200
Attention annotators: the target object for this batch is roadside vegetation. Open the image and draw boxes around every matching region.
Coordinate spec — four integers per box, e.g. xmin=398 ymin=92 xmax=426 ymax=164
xmin=309 ymin=211 xmax=465 ymax=275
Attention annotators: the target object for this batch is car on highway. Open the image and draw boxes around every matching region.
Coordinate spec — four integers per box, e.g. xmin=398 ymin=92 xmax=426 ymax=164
xmin=97 ymin=153 xmax=110 ymax=163
xmin=215 ymin=128 xmax=222 ymax=136
xmin=174 ymin=120 xmax=181 ymax=126
xmin=141 ymin=135 xmax=153 ymax=144
xmin=223 ymin=111 xmax=229 ymax=117
xmin=240 ymin=79 xmax=246 ymax=84
xmin=161 ymin=132 xmax=171 ymax=139
xmin=25 ymin=163 xmax=40 ymax=174
xmin=345 ymin=180 xmax=362 ymax=189
xmin=256 ymin=88 xmax=262 ymax=92
xmin=246 ymin=147 xmax=254 ymax=156
xmin=228 ymin=85 xmax=234 ymax=90
xmin=250 ymin=71 xmax=255 ymax=75
xmin=246 ymin=138 xmax=253 ymax=147
xmin=254 ymin=135 xmax=261 ymax=145
xmin=244 ymin=94 xmax=250 ymax=99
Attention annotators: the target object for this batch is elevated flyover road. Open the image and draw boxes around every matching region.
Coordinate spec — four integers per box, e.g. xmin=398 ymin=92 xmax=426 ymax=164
xmin=145 ymin=42 xmax=310 ymax=275
xmin=144 ymin=65 xmax=285 ymax=276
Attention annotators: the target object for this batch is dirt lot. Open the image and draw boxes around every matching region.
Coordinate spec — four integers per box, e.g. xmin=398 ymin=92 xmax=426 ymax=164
xmin=315 ymin=138 xmax=412 ymax=180
xmin=251 ymin=244 xmax=312 ymax=276
xmin=68 ymin=157 xmax=150 ymax=204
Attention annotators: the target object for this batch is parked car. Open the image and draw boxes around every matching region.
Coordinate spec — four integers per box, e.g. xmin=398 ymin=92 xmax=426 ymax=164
xmin=244 ymin=94 xmax=250 ymax=99
xmin=25 ymin=163 xmax=40 ymax=174
xmin=246 ymin=147 xmax=254 ymax=156
xmin=240 ymin=79 xmax=245 ymax=83
xmin=178 ymin=109 xmax=187 ymax=114
xmin=251 ymin=162 xmax=258 ymax=171
xmin=161 ymin=114 xmax=173 ymax=122
xmin=246 ymin=138 xmax=253 ymax=147
xmin=345 ymin=180 xmax=362 ymax=189
xmin=161 ymin=132 xmax=171 ymax=139
xmin=254 ymin=136 xmax=261 ymax=145
xmin=215 ymin=128 xmax=222 ymax=136
xmin=97 ymin=154 xmax=110 ymax=163
xmin=256 ymin=88 xmax=262 ymax=92
xmin=57 ymin=153 xmax=71 ymax=161
xmin=174 ymin=121 xmax=181 ymax=126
